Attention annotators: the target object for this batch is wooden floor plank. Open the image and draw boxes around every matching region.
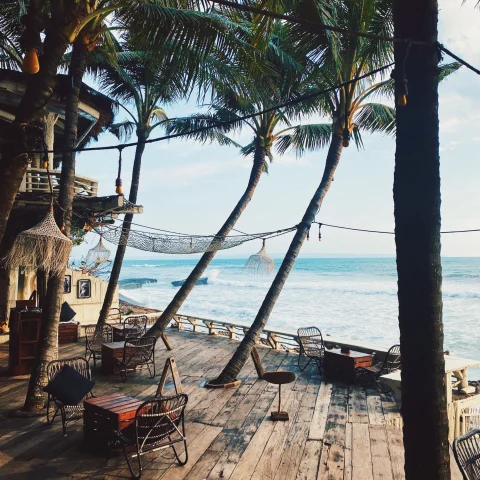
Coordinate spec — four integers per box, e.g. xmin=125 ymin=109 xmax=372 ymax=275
xmin=296 ymin=440 xmax=321 ymax=480
xmin=309 ymin=382 xmax=333 ymax=441
xmin=348 ymin=387 xmax=369 ymax=424
xmin=0 ymin=330 xmax=406 ymax=480
xmin=369 ymin=425 xmax=393 ymax=480
xmin=351 ymin=423 xmax=373 ymax=480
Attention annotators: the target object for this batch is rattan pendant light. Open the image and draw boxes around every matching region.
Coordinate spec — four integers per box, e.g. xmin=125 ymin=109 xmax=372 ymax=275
xmin=3 ymin=205 xmax=72 ymax=276
xmin=86 ymin=236 xmax=111 ymax=265
xmin=244 ymin=239 xmax=274 ymax=275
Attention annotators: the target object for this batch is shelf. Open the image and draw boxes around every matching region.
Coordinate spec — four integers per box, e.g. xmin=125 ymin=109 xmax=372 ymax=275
xmin=19 ymin=356 xmax=35 ymax=360
xmin=20 ymin=340 xmax=39 ymax=344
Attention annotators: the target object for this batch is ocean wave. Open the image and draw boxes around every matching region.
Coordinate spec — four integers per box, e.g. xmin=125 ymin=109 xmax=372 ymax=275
xmin=129 ymin=264 xmax=164 ymax=268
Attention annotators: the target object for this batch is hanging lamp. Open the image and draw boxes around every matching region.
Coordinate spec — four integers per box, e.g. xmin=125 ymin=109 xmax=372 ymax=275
xmin=2 ymin=206 xmax=72 ymax=276
xmin=244 ymin=239 xmax=274 ymax=275
xmin=2 ymin=161 xmax=72 ymax=275
xmin=86 ymin=236 xmax=111 ymax=265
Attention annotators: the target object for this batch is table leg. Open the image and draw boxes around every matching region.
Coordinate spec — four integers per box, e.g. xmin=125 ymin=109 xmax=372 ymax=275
xmin=278 ymin=384 xmax=281 ymax=413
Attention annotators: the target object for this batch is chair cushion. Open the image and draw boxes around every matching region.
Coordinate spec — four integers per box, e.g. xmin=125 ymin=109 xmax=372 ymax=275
xmin=60 ymin=302 xmax=76 ymax=322
xmin=43 ymin=365 xmax=94 ymax=406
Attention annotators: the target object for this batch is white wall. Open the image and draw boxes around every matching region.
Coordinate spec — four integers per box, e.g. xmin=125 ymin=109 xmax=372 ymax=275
xmin=63 ymin=268 xmax=118 ymax=326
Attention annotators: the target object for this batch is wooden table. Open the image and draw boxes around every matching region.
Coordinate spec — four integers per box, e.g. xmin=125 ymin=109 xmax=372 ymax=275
xmin=101 ymin=341 xmax=125 ymax=375
xmin=323 ymin=348 xmax=374 ymax=384
xmin=83 ymin=394 xmax=143 ymax=452
xmin=112 ymin=325 xmax=138 ymax=342
xmin=380 ymin=355 xmax=480 ymax=441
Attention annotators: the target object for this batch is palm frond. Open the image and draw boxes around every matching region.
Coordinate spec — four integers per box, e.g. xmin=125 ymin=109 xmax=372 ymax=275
xmin=275 ymin=123 xmax=332 ymax=156
xmin=109 ymin=120 xmax=137 ymax=142
xmin=354 ymin=102 xmax=396 ymax=136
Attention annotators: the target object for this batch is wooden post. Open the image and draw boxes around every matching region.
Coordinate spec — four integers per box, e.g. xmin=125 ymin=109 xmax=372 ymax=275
xmin=160 ymin=332 xmax=173 ymax=351
xmin=251 ymin=346 xmax=264 ymax=379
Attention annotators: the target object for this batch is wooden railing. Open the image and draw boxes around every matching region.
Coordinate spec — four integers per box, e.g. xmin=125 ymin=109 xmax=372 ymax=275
xmin=19 ymin=167 xmax=98 ymax=197
xmin=165 ymin=312 xmax=390 ymax=359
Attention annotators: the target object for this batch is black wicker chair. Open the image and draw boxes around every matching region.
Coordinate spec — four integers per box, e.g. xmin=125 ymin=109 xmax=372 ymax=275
xmin=356 ymin=344 xmax=401 ymax=391
xmin=123 ymin=315 xmax=148 ymax=339
xmin=108 ymin=307 xmax=122 ymax=325
xmin=113 ymin=394 xmax=189 ymax=479
xmin=113 ymin=337 xmax=156 ymax=382
xmin=297 ymin=327 xmax=325 ymax=373
xmin=453 ymin=429 xmax=480 ymax=480
xmin=46 ymin=357 xmax=94 ymax=436
xmin=85 ymin=324 xmax=113 ymax=368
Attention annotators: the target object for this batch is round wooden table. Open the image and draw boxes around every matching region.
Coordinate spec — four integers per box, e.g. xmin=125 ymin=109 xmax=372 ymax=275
xmin=262 ymin=371 xmax=296 ymax=421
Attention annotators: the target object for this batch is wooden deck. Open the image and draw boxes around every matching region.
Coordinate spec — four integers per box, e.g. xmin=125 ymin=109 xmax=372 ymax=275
xmin=0 ymin=330 xmax=456 ymax=479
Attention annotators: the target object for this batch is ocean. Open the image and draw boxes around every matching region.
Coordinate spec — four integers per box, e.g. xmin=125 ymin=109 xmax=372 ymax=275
xmin=118 ymin=257 xmax=480 ymax=378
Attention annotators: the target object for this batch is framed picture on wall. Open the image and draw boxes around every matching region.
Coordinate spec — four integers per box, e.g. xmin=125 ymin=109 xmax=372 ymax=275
xmin=64 ymin=275 xmax=71 ymax=294
xmin=78 ymin=279 xmax=91 ymax=299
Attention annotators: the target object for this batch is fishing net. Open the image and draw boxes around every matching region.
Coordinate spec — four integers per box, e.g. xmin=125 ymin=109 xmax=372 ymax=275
xmin=95 ymin=224 xmax=294 ymax=255
xmin=86 ymin=236 xmax=111 ymax=264
xmin=3 ymin=208 xmax=72 ymax=276
xmin=244 ymin=239 xmax=274 ymax=275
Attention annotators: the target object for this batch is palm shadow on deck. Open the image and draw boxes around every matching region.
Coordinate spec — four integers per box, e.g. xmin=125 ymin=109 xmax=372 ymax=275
xmin=0 ymin=329 xmax=407 ymax=479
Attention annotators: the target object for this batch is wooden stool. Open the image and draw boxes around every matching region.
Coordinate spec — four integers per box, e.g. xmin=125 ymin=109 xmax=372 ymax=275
xmin=262 ymin=371 xmax=296 ymax=421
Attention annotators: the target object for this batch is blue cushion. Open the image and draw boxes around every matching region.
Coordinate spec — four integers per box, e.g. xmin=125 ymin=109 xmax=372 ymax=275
xmin=43 ymin=365 xmax=94 ymax=405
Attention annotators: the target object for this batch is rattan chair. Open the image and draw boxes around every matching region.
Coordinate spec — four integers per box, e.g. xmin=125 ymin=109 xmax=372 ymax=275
xmin=46 ymin=357 xmax=93 ymax=436
xmin=108 ymin=307 xmax=122 ymax=325
xmin=356 ymin=344 xmax=401 ymax=391
xmin=453 ymin=429 xmax=480 ymax=480
xmin=85 ymin=324 xmax=113 ymax=368
xmin=113 ymin=394 xmax=188 ymax=479
xmin=123 ymin=315 xmax=147 ymax=338
xmin=297 ymin=327 xmax=325 ymax=373
xmin=113 ymin=337 xmax=156 ymax=382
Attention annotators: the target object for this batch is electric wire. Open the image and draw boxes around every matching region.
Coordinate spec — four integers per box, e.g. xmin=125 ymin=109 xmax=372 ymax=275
xmin=29 ymin=62 xmax=393 ymax=155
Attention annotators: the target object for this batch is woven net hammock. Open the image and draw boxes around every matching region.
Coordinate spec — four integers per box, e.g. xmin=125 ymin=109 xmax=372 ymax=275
xmin=2 ymin=209 xmax=72 ymax=276
xmin=86 ymin=237 xmax=111 ymax=264
xmin=244 ymin=239 xmax=275 ymax=275
xmin=95 ymin=224 xmax=284 ymax=255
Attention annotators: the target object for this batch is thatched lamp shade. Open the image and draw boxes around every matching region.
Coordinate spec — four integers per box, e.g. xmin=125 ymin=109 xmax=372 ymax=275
xmin=244 ymin=239 xmax=274 ymax=275
xmin=86 ymin=236 xmax=111 ymax=265
xmin=2 ymin=210 xmax=72 ymax=276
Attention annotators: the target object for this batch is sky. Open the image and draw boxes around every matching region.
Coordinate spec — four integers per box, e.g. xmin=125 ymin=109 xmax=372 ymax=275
xmin=72 ymin=1 xmax=480 ymax=261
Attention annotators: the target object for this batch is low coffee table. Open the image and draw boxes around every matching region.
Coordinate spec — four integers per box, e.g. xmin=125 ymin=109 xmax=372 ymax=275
xmin=83 ymin=394 xmax=143 ymax=452
xmin=323 ymin=348 xmax=373 ymax=384
xmin=101 ymin=341 xmax=125 ymax=375
xmin=112 ymin=325 xmax=138 ymax=342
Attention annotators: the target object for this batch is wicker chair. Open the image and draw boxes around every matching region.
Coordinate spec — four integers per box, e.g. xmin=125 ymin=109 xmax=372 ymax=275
xmin=123 ymin=315 xmax=148 ymax=338
xmin=46 ymin=357 xmax=93 ymax=436
xmin=113 ymin=394 xmax=188 ymax=479
xmin=297 ymin=327 xmax=325 ymax=373
xmin=453 ymin=429 xmax=480 ymax=480
xmin=356 ymin=344 xmax=401 ymax=391
xmin=85 ymin=324 xmax=113 ymax=368
xmin=108 ymin=307 xmax=122 ymax=325
xmin=113 ymin=337 xmax=156 ymax=382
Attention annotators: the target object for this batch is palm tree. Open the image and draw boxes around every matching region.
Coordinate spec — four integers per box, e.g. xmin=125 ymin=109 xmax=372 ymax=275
xmin=393 ymin=0 xmax=450 ymax=477
xmin=146 ymin=21 xmax=324 ymax=341
xmin=23 ymin=30 xmax=119 ymax=411
xmin=94 ymin=49 xmax=185 ymax=326
xmin=211 ymin=0 xmax=460 ymax=390
xmin=210 ymin=0 xmax=397 ymax=385
xmin=0 ymin=0 xmax=257 ymax=247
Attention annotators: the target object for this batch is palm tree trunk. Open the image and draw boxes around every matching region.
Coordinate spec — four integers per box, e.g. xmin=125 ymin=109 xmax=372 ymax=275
xmin=23 ymin=42 xmax=88 ymax=412
xmin=212 ymin=134 xmax=343 ymax=385
xmin=147 ymin=141 xmax=267 ymax=341
xmin=393 ymin=0 xmax=450 ymax=478
xmin=0 ymin=30 xmax=70 ymax=247
xmin=97 ymin=133 xmax=147 ymax=325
